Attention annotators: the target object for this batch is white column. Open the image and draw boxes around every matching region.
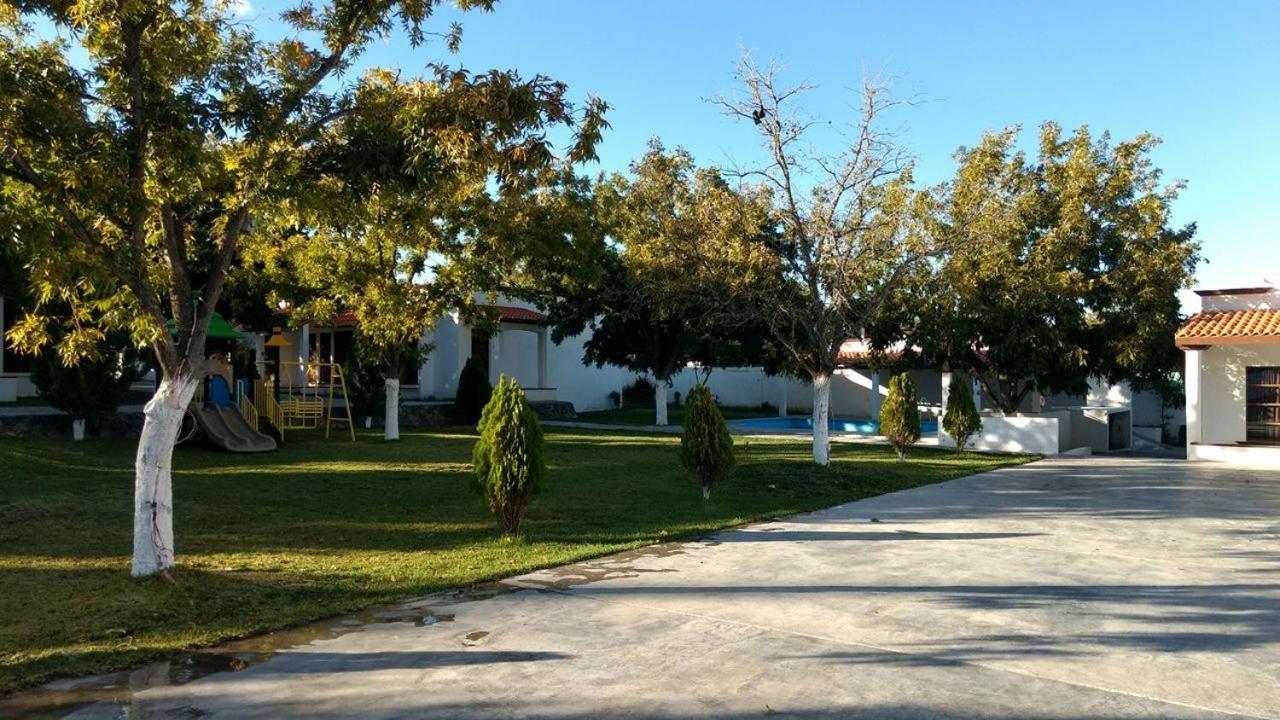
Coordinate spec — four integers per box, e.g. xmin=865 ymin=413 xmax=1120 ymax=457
xmin=869 ymin=371 xmax=882 ymax=419
xmin=488 ymin=330 xmax=502 ymax=385
xmin=1185 ymin=348 xmax=1202 ymax=449
xmin=777 ymin=376 xmax=788 ymax=417
xmin=940 ymin=370 xmax=953 ymax=419
xmin=972 ymin=375 xmax=983 ymax=411
xmin=537 ymin=327 xmax=550 ymax=389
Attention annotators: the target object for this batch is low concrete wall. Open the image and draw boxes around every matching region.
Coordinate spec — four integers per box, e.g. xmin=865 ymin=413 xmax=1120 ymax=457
xmin=1189 ymin=443 xmax=1280 ymax=467
xmin=940 ymin=413 xmax=1061 ymax=455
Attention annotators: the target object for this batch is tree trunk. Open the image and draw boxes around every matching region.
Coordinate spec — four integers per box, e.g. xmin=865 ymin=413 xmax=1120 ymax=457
xmin=655 ymin=379 xmax=669 ymax=426
xmin=812 ymin=372 xmax=831 ymax=466
xmin=384 ymin=378 xmax=400 ymax=441
xmin=131 ymin=373 xmax=198 ymax=578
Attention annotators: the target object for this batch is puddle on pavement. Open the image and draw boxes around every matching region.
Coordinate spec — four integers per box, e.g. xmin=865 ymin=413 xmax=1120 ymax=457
xmin=0 ymin=582 xmax=515 ymax=720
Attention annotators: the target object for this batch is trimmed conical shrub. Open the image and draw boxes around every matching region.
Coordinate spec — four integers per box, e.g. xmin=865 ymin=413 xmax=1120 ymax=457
xmin=879 ymin=372 xmax=921 ymax=461
xmin=455 ymin=355 xmax=492 ymax=425
xmin=471 ymin=376 xmax=545 ymax=536
xmin=943 ymin=373 xmax=983 ymax=450
xmin=680 ymin=384 xmax=734 ymax=499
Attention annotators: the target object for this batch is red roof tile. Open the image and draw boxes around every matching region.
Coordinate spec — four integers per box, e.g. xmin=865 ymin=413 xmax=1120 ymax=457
xmin=1176 ymin=310 xmax=1280 ymax=348
xmin=483 ymin=305 xmax=550 ymax=325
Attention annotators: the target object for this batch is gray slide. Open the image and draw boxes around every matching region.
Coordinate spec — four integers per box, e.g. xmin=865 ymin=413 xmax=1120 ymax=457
xmin=191 ymin=403 xmax=278 ymax=453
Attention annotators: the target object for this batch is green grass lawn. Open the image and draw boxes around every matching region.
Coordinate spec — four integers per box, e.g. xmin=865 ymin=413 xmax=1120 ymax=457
xmin=575 ymin=404 xmax=772 ymax=426
xmin=0 ymin=427 xmax=1034 ymax=693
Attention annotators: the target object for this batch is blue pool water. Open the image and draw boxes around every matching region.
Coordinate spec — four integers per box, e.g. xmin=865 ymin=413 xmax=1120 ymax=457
xmin=734 ymin=416 xmax=939 ymax=434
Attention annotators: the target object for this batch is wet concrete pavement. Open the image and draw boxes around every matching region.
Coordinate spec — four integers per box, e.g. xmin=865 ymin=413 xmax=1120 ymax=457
xmin=5 ymin=456 xmax=1280 ymax=719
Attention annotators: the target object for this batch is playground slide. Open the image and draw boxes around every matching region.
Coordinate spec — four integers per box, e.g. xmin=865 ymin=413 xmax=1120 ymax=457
xmin=191 ymin=403 xmax=278 ymax=453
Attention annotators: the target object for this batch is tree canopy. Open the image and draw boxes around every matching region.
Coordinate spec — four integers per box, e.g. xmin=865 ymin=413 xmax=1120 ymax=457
xmin=539 ymin=141 xmax=770 ymax=424
xmin=875 ymin=124 xmax=1199 ymax=413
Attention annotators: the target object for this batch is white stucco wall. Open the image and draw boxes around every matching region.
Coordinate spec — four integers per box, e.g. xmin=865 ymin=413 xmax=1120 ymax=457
xmin=940 ymin=414 xmax=1062 ymax=455
xmin=1192 ymin=343 xmax=1280 ymax=445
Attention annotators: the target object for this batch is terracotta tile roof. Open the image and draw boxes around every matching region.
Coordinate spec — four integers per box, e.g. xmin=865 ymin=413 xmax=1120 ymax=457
xmin=332 ymin=309 xmax=359 ymax=328
xmin=1176 ymin=310 xmax=1280 ymax=348
xmin=836 ymin=349 xmax=904 ymax=367
xmin=479 ymin=305 xmax=550 ymax=325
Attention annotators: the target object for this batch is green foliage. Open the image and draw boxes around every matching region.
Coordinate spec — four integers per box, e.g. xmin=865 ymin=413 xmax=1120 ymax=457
xmin=250 ymin=66 xmax=607 ymax=392
xmin=341 ymin=334 xmax=390 ymax=423
xmin=943 ymin=374 xmax=982 ymax=450
xmin=622 ymin=376 xmax=656 ymax=405
xmin=879 ymin=124 xmax=1199 ymax=411
xmin=879 ymin=373 xmax=921 ymax=460
xmin=455 ymin=356 xmax=493 ymax=425
xmin=30 ymin=339 xmax=141 ymax=422
xmin=540 ymin=141 xmax=773 ymax=386
xmin=679 ymin=385 xmax=735 ymax=499
xmin=471 ymin=376 xmax=545 ymax=536
xmin=0 ymin=1 xmax=496 ymax=375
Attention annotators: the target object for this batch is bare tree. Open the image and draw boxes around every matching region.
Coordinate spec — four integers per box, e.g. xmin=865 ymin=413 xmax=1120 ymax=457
xmin=713 ymin=54 xmax=936 ymax=465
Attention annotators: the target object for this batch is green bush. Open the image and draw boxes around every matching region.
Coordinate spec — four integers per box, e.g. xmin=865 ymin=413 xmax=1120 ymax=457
xmin=879 ymin=372 xmax=921 ymax=461
xmin=31 ymin=344 xmax=141 ymax=425
xmin=680 ymin=384 xmax=735 ymax=499
xmin=943 ymin=373 xmax=982 ymax=450
xmin=471 ymin=376 xmax=545 ymax=536
xmin=340 ymin=338 xmax=386 ymax=425
xmin=622 ymin=376 xmax=655 ymax=406
xmin=455 ymin=355 xmax=492 ymax=425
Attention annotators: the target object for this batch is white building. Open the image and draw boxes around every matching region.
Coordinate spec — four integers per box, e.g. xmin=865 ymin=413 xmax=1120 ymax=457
xmin=1179 ymin=286 xmax=1280 ymax=466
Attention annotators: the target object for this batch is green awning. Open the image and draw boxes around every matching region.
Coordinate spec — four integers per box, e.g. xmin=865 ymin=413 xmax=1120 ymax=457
xmin=166 ymin=312 xmax=244 ymax=340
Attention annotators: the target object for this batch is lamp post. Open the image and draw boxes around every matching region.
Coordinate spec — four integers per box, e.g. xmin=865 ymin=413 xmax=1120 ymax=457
xmin=264 ymin=327 xmax=289 ymax=405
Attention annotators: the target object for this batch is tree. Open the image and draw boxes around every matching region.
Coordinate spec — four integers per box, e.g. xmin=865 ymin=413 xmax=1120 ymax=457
xmin=257 ymin=69 xmax=606 ymax=441
xmin=879 ymin=373 xmax=920 ymax=460
xmin=713 ymin=55 xmax=948 ymax=465
xmin=679 ymin=384 xmax=734 ymax=499
xmin=942 ymin=373 xmax=982 ymax=450
xmin=0 ymin=0 xmax=570 ymax=578
xmin=471 ymin=375 xmax=544 ymax=536
xmin=885 ymin=124 xmax=1199 ymax=413
xmin=31 ymin=331 xmax=142 ymax=439
xmin=542 ymin=141 xmax=770 ymax=425
xmin=455 ymin=355 xmax=492 ymax=425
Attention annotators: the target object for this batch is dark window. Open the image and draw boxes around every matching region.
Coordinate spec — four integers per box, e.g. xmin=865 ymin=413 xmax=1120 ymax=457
xmin=2 ymin=299 xmax=34 ymax=374
xmin=1246 ymin=367 xmax=1280 ymax=443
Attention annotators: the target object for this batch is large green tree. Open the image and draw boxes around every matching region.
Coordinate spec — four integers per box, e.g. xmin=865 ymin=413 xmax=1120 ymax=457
xmin=255 ymin=69 xmax=605 ymax=440
xmin=879 ymin=124 xmax=1199 ymax=413
xmin=541 ymin=141 xmax=771 ymax=425
xmin=0 ymin=0 xmax=534 ymax=578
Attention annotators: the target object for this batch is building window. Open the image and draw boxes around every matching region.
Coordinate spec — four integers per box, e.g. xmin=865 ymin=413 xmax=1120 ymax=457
xmin=1246 ymin=367 xmax=1280 ymax=443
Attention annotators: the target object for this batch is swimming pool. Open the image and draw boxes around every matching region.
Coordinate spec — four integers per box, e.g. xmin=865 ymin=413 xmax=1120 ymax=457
xmin=733 ymin=416 xmax=939 ymax=434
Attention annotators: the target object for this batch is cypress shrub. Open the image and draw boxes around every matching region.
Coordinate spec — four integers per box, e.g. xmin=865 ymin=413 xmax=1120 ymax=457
xmin=879 ymin=373 xmax=921 ymax=460
xmin=455 ymin=355 xmax=492 ymax=425
xmin=680 ymin=384 xmax=734 ymax=499
xmin=943 ymin=373 xmax=983 ymax=450
xmin=471 ymin=376 xmax=545 ymax=536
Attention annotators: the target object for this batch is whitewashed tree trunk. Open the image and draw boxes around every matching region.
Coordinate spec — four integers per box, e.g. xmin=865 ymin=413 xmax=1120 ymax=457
xmin=812 ymin=373 xmax=831 ymax=465
xmin=655 ymin=380 xmax=669 ymax=426
xmin=132 ymin=374 xmax=198 ymax=578
xmin=71 ymin=418 xmax=86 ymax=441
xmin=384 ymin=378 xmax=400 ymax=441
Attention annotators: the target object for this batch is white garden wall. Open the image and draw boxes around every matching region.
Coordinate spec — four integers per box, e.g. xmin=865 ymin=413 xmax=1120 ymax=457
xmin=940 ymin=413 xmax=1063 ymax=455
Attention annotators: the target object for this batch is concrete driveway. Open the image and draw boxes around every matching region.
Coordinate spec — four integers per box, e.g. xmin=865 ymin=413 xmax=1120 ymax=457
xmin=9 ymin=456 xmax=1280 ymax=719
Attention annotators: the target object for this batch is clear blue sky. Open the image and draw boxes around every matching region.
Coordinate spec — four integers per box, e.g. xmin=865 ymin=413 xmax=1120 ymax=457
xmin=264 ymin=2 xmax=1277 ymax=307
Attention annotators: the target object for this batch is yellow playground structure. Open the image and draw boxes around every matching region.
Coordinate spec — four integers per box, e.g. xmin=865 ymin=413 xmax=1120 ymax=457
xmin=251 ymin=361 xmax=356 ymax=442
